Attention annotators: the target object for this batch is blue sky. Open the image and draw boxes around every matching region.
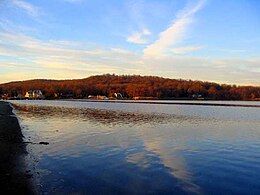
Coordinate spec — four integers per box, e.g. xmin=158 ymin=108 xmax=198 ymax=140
xmin=0 ymin=0 xmax=259 ymax=85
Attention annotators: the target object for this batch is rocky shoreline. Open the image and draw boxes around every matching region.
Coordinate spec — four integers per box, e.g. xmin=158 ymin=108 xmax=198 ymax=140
xmin=0 ymin=101 xmax=32 ymax=194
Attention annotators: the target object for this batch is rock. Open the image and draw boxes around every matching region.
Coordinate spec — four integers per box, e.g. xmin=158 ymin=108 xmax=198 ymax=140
xmin=39 ymin=142 xmax=49 ymax=145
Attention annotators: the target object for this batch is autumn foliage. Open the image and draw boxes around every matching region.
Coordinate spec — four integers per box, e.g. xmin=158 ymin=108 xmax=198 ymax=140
xmin=0 ymin=74 xmax=259 ymax=100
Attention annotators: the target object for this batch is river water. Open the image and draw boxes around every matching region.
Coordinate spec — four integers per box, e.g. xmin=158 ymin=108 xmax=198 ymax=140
xmin=10 ymin=100 xmax=260 ymax=194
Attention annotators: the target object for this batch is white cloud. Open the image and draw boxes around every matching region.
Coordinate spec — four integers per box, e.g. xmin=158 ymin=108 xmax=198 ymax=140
xmin=0 ymin=31 xmax=143 ymax=82
xmin=142 ymin=56 xmax=260 ymax=85
xmin=127 ymin=28 xmax=151 ymax=44
xmin=143 ymin=0 xmax=205 ymax=57
xmin=11 ymin=0 xmax=40 ymax=17
xmin=171 ymin=46 xmax=203 ymax=55
xmin=0 ymin=31 xmax=259 ymax=86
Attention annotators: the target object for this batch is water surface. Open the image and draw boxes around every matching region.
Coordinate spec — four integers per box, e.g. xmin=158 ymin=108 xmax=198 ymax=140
xmin=10 ymin=100 xmax=260 ymax=194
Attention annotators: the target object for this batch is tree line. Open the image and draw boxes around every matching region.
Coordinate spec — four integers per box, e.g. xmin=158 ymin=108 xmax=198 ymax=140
xmin=0 ymin=74 xmax=259 ymax=100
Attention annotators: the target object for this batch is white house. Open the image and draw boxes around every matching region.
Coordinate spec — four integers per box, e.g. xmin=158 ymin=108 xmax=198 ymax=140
xmin=25 ymin=90 xmax=44 ymax=99
xmin=114 ymin=93 xmax=123 ymax=99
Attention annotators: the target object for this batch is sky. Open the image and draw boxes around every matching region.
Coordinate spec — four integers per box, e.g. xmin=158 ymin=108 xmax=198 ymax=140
xmin=0 ymin=0 xmax=259 ymax=85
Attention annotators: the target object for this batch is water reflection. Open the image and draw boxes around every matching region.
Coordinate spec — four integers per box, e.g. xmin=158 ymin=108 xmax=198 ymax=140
xmin=12 ymin=102 xmax=260 ymax=194
xmin=14 ymin=104 xmax=204 ymax=127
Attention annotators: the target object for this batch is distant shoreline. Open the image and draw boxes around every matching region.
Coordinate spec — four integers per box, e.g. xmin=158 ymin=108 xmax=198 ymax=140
xmin=0 ymin=101 xmax=32 ymax=194
xmin=1 ymin=74 xmax=259 ymax=101
xmin=45 ymin=99 xmax=260 ymax=108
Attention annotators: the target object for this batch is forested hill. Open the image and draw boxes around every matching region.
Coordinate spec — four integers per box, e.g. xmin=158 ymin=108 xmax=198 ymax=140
xmin=0 ymin=74 xmax=259 ymax=100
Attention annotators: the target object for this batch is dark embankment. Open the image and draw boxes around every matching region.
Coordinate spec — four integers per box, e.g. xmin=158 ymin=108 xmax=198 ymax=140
xmin=0 ymin=101 xmax=32 ymax=194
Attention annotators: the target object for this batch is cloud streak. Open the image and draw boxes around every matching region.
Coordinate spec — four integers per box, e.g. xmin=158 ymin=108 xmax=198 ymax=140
xmin=143 ymin=0 xmax=205 ymax=57
xmin=0 ymin=31 xmax=143 ymax=80
xmin=0 ymin=31 xmax=259 ymax=86
xmin=171 ymin=46 xmax=203 ymax=55
xmin=11 ymin=0 xmax=40 ymax=17
xmin=127 ymin=29 xmax=151 ymax=44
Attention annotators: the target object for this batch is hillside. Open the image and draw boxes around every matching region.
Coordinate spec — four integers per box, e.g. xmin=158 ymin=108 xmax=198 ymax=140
xmin=0 ymin=74 xmax=259 ymax=100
